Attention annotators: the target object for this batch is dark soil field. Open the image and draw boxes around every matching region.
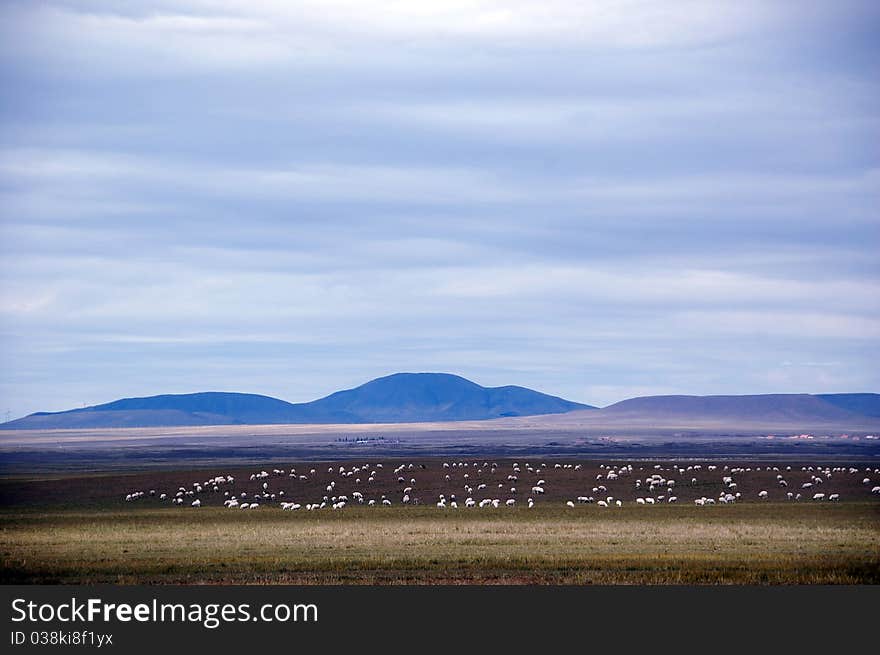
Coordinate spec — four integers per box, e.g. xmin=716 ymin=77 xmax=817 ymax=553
xmin=1 ymin=457 xmax=878 ymax=584
xmin=1 ymin=456 xmax=879 ymax=508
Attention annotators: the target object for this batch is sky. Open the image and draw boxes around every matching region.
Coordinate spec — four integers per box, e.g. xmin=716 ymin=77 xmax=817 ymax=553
xmin=0 ymin=1 xmax=878 ymax=419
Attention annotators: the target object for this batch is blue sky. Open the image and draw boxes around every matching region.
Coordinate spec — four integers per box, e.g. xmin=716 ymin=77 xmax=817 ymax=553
xmin=1 ymin=1 xmax=878 ymax=419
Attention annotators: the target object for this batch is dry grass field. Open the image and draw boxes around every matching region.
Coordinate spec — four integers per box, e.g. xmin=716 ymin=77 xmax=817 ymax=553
xmin=1 ymin=504 xmax=878 ymax=584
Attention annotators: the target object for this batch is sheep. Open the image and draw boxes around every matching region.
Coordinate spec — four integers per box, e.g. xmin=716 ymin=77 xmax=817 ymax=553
xmin=566 ymin=501 xmax=575 ymax=508
xmin=191 ymin=499 xmax=201 ymax=508
xmin=758 ymin=490 xmax=768 ymax=499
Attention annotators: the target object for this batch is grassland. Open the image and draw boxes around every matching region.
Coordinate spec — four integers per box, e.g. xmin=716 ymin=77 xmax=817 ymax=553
xmin=2 ymin=503 xmax=878 ymax=584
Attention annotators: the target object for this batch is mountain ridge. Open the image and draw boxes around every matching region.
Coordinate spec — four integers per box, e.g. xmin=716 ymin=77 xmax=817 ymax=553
xmin=2 ymin=374 xmax=877 ymax=430
xmin=1 ymin=372 xmax=591 ymax=429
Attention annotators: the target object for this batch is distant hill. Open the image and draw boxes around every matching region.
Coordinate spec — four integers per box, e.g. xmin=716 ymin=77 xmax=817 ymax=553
xmin=815 ymin=393 xmax=880 ymax=418
xmin=0 ymin=373 xmax=592 ymax=429
xmin=593 ymin=392 xmax=880 ymax=425
xmin=3 ymin=376 xmax=877 ymax=431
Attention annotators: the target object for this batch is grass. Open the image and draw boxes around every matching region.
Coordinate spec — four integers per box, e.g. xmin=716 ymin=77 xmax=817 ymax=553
xmin=2 ymin=503 xmax=878 ymax=584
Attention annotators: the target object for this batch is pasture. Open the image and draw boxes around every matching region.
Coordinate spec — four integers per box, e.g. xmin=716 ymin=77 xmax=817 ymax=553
xmin=1 ymin=458 xmax=878 ymax=584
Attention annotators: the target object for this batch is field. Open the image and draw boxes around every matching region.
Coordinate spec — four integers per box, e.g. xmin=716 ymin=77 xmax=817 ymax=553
xmin=2 ymin=504 xmax=878 ymax=584
xmin=2 ymin=457 xmax=879 ymax=584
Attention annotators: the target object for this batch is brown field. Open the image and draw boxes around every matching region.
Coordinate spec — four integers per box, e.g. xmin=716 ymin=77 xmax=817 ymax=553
xmin=1 ymin=457 xmax=878 ymax=584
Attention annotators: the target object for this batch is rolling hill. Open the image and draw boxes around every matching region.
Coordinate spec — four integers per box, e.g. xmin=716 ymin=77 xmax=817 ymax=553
xmin=2 ymin=374 xmax=877 ymax=431
xmin=0 ymin=373 xmax=592 ymax=429
xmin=598 ymin=393 xmax=872 ymax=422
xmin=536 ymin=392 xmax=880 ymax=429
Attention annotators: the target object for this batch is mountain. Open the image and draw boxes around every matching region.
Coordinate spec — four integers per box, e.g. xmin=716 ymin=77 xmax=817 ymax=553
xmin=307 ymin=373 xmax=590 ymax=422
xmin=4 ymin=376 xmax=877 ymax=431
xmin=0 ymin=373 xmax=592 ymax=429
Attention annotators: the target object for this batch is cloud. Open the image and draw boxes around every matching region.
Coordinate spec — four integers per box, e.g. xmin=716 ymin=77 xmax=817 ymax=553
xmin=2 ymin=1 xmax=781 ymax=75
xmin=0 ymin=1 xmax=878 ymax=417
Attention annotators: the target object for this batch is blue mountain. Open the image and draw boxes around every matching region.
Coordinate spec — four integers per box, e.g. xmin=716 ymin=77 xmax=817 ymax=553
xmin=0 ymin=373 xmax=592 ymax=429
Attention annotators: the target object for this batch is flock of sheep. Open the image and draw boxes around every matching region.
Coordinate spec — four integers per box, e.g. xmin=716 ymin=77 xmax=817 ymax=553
xmin=122 ymin=460 xmax=880 ymax=511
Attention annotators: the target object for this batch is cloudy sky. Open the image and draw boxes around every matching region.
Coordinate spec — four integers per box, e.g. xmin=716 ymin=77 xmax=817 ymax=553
xmin=1 ymin=1 xmax=878 ymax=419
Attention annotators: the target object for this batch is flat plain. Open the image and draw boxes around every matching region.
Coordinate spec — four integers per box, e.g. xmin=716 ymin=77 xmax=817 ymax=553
xmin=2 ymin=457 xmax=878 ymax=584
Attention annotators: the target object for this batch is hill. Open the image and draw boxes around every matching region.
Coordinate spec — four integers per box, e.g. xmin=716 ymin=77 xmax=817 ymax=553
xmin=0 ymin=373 xmax=592 ymax=429
xmin=533 ymin=392 xmax=880 ymax=429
